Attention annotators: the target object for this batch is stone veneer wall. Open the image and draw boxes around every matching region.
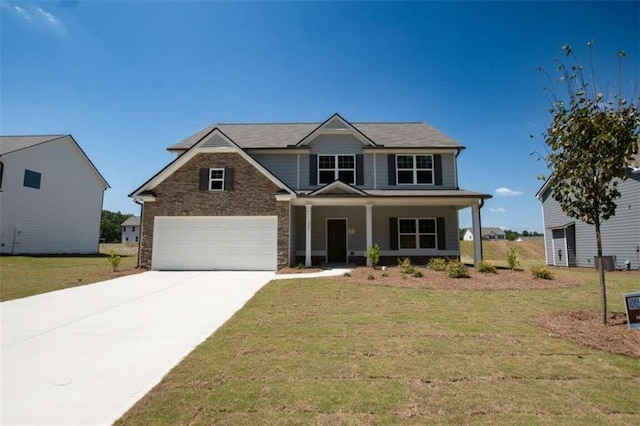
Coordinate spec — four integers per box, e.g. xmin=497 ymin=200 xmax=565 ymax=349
xmin=139 ymin=152 xmax=289 ymax=269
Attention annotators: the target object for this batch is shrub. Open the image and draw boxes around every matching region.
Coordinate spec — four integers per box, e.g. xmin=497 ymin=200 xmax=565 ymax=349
xmin=412 ymin=270 xmax=423 ymax=278
xmin=397 ymin=258 xmax=415 ymax=274
xmin=295 ymin=263 xmax=305 ymax=270
xmin=366 ymin=244 xmax=381 ymax=268
xmin=531 ymin=266 xmax=554 ymax=280
xmin=108 ymin=249 xmax=122 ymax=272
xmin=428 ymin=257 xmax=448 ymax=271
xmin=381 ymin=271 xmax=388 ymax=277
xmin=448 ymin=261 xmax=469 ymax=279
xmin=367 ymin=273 xmax=375 ymax=281
xmin=478 ymin=261 xmax=497 ymax=274
xmin=507 ymin=248 xmax=520 ymax=271
xmin=343 ymin=272 xmax=351 ymax=277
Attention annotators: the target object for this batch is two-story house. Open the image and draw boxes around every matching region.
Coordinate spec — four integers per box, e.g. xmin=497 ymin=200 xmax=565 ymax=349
xmin=130 ymin=114 xmax=491 ymax=270
xmin=0 ymin=135 xmax=109 ymax=254
xmin=120 ymin=216 xmax=141 ymax=243
xmin=463 ymin=227 xmax=506 ymax=241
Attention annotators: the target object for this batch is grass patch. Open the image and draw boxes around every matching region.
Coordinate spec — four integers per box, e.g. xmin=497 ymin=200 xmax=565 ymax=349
xmin=0 ymin=254 xmax=139 ymax=301
xmin=116 ymin=269 xmax=640 ymax=425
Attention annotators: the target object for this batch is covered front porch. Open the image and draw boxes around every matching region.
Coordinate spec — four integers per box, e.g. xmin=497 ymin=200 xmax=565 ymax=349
xmin=289 ymin=188 xmax=489 ymax=267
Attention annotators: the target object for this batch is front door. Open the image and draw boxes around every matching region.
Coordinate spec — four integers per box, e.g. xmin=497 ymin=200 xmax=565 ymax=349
xmin=552 ymin=229 xmax=566 ymax=266
xmin=327 ymin=219 xmax=347 ymax=263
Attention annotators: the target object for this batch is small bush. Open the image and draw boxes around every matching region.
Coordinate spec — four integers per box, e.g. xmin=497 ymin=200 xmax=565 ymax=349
xmin=428 ymin=257 xmax=448 ymax=271
xmin=366 ymin=243 xmax=381 ymax=268
xmin=381 ymin=272 xmax=388 ymax=277
xmin=295 ymin=263 xmax=305 ymax=270
xmin=367 ymin=273 xmax=375 ymax=281
xmin=507 ymin=248 xmax=520 ymax=271
xmin=397 ymin=258 xmax=415 ymax=274
xmin=448 ymin=261 xmax=469 ymax=279
xmin=412 ymin=270 xmax=423 ymax=278
xmin=108 ymin=249 xmax=122 ymax=272
xmin=343 ymin=272 xmax=351 ymax=277
xmin=531 ymin=266 xmax=554 ymax=280
xmin=478 ymin=261 xmax=497 ymax=274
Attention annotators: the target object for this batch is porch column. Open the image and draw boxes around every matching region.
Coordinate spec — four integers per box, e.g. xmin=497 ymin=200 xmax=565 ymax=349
xmin=365 ymin=204 xmax=373 ymax=266
xmin=305 ymin=204 xmax=312 ymax=267
xmin=472 ymin=203 xmax=483 ymax=266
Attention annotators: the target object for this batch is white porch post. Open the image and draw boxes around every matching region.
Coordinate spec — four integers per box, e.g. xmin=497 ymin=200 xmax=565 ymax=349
xmin=472 ymin=203 xmax=483 ymax=267
xmin=365 ymin=204 xmax=373 ymax=266
xmin=305 ymin=204 xmax=312 ymax=267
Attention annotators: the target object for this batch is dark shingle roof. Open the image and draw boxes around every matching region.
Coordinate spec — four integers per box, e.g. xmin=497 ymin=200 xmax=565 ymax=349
xmin=121 ymin=216 xmax=140 ymax=226
xmin=0 ymin=135 xmax=66 ymax=155
xmin=168 ymin=122 xmax=462 ymax=150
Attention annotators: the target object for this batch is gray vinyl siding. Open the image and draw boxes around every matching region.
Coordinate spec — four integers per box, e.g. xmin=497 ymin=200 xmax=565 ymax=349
xmin=251 ymin=154 xmax=298 ymax=190
xmin=308 ymin=134 xmax=364 ymax=155
xmin=375 ymin=153 xmax=457 ymax=190
xmin=292 ymin=205 xmax=459 ymax=256
xmin=541 ymin=174 xmax=640 ymax=269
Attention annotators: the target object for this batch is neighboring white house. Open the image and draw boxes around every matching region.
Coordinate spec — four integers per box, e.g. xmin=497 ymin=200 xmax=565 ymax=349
xmin=0 ymin=135 xmax=109 ymax=254
xmin=121 ymin=216 xmax=140 ymax=243
xmin=463 ymin=227 xmax=506 ymax=241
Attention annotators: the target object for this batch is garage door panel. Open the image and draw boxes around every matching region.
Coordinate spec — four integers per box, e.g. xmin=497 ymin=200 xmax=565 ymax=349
xmin=152 ymin=216 xmax=277 ymax=271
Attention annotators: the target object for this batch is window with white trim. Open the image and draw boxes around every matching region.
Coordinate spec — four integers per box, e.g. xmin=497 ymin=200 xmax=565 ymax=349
xmin=209 ymin=168 xmax=225 ymax=191
xmin=396 ymin=154 xmax=433 ymax=184
xmin=318 ymin=155 xmax=355 ymax=184
xmin=398 ymin=218 xmax=437 ymax=249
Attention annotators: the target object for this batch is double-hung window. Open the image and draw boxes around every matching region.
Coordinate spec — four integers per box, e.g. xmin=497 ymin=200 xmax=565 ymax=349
xmin=318 ymin=155 xmax=355 ymax=184
xmin=396 ymin=155 xmax=433 ymax=184
xmin=398 ymin=218 xmax=437 ymax=249
xmin=209 ymin=168 xmax=225 ymax=191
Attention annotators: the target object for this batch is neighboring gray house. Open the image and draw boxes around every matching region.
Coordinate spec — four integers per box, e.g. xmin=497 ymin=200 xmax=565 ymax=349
xmin=0 ymin=135 xmax=109 ymax=254
xmin=536 ymin=162 xmax=640 ymax=269
xmin=130 ymin=114 xmax=491 ymax=271
xmin=463 ymin=227 xmax=506 ymax=241
xmin=121 ymin=216 xmax=140 ymax=243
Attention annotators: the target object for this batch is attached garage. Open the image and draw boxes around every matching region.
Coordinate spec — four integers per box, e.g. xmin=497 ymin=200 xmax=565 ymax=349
xmin=151 ymin=216 xmax=278 ymax=271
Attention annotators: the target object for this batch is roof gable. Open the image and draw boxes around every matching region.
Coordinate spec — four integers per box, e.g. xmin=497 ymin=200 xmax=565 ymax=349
xmin=296 ymin=113 xmax=376 ymax=147
xmin=307 ymin=180 xmax=368 ymax=196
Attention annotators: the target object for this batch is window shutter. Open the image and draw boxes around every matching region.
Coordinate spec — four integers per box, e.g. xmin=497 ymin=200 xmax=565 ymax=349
xmin=437 ymin=217 xmax=446 ymax=250
xmin=434 ymin=154 xmax=443 ymax=186
xmin=224 ymin=167 xmax=234 ymax=191
xmin=199 ymin=168 xmax=209 ymax=191
xmin=356 ymin=154 xmax=364 ymax=185
xmin=309 ymin=154 xmax=317 ymax=186
xmin=390 ymin=217 xmax=398 ymax=250
xmin=387 ymin=155 xmax=396 ymax=186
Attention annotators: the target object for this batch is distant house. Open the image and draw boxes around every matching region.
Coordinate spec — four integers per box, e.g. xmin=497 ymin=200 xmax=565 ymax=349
xmin=463 ymin=227 xmax=506 ymax=241
xmin=0 ymin=135 xmax=109 ymax=254
xmin=121 ymin=216 xmax=140 ymax=243
xmin=536 ymin=158 xmax=640 ymax=269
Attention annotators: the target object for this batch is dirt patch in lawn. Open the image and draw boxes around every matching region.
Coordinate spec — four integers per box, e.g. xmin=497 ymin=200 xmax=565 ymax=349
xmin=277 ymin=267 xmax=324 ymax=274
xmin=536 ymin=310 xmax=640 ymax=357
xmin=334 ymin=266 xmax=581 ymax=290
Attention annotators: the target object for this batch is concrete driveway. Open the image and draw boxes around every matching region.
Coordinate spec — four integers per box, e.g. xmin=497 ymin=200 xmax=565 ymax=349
xmin=1 ymin=271 xmax=274 ymax=425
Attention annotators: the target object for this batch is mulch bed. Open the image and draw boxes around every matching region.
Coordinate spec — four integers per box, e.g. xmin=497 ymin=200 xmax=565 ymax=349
xmin=536 ymin=310 xmax=640 ymax=357
xmin=333 ymin=266 xmax=581 ymax=290
xmin=277 ymin=267 xmax=324 ymax=275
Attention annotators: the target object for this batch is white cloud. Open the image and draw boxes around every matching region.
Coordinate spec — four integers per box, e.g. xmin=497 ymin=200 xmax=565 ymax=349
xmin=489 ymin=207 xmax=507 ymax=213
xmin=36 ymin=7 xmax=56 ymax=23
xmin=2 ymin=2 xmax=67 ymax=35
xmin=13 ymin=5 xmax=30 ymax=19
xmin=495 ymin=187 xmax=523 ymax=197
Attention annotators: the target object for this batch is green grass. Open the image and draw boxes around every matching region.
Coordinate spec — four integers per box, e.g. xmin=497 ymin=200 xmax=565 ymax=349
xmin=0 ymin=254 xmax=138 ymax=301
xmin=116 ymin=269 xmax=639 ymax=425
xmin=461 ymin=239 xmax=546 ymax=268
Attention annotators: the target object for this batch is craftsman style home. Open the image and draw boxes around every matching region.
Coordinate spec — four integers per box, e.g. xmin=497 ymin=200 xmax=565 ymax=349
xmin=131 ymin=114 xmax=491 ymax=270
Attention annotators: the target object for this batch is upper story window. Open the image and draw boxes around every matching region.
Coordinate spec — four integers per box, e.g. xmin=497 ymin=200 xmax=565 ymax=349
xmin=398 ymin=218 xmax=437 ymax=249
xmin=209 ymin=168 xmax=225 ymax=191
xmin=23 ymin=169 xmax=42 ymax=190
xmin=0 ymin=161 xmax=3 ymax=189
xmin=396 ymin=154 xmax=433 ymax=184
xmin=318 ymin=155 xmax=355 ymax=185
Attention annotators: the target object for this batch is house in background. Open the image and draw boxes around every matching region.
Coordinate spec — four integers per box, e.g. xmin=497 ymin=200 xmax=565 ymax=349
xmin=121 ymin=216 xmax=140 ymax=243
xmin=536 ymin=157 xmax=640 ymax=269
xmin=463 ymin=227 xmax=506 ymax=241
xmin=0 ymin=135 xmax=109 ymax=254
xmin=130 ymin=113 xmax=491 ymax=271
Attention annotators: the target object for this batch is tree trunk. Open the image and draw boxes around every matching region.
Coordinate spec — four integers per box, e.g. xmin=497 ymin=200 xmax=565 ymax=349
xmin=594 ymin=219 xmax=607 ymax=325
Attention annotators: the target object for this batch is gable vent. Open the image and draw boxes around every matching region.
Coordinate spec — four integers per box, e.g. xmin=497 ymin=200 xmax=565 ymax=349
xmin=324 ymin=117 xmax=350 ymax=130
xmin=201 ymin=134 xmax=232 ymax=148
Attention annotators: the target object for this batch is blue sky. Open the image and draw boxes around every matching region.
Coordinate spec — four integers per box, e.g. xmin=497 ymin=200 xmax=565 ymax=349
xmin=2 ymin=1 xmax=638 ymax=231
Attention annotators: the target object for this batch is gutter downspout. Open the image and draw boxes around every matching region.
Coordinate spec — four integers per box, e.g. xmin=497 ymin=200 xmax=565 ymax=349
xmin=135 ymin=200 xmax=143 ymax=269
xmin=478 ymin=198 xmax=485 ymax=262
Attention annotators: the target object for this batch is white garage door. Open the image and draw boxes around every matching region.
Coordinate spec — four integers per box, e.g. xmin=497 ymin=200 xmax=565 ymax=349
xmin=152 ymin=216 xmax=278 ymax=271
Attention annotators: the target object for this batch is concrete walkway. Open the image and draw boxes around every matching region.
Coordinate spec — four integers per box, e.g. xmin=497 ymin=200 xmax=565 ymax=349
xmin=272 ymin=268 xmax=353 ymax=280
xmin=1 ymin=271 xmax=273 ymax=425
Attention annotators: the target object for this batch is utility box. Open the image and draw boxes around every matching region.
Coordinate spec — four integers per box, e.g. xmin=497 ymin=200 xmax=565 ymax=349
xmin=594 ymin=256 xmax=615 ymax=271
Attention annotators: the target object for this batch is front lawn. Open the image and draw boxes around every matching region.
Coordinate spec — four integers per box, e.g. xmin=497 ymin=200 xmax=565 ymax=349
xmin=116 ymin=269 xmax=639 ymax=425
xmin=0 ymin=254 xmax=139 ymax=301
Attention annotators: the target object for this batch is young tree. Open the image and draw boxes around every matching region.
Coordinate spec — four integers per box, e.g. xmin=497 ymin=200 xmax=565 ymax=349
xmin=538 ymin=42 xmax=639 ymax=325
